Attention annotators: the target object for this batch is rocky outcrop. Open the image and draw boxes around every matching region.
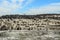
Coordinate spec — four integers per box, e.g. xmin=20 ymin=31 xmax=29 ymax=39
xmin=0 ymin=14 xmax=60 ymax=30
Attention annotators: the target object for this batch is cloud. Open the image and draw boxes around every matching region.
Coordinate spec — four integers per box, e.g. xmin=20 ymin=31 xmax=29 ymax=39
xmin=11 ymin=0 xmax=24 ymax=3
xmin=24 ymin=0 xmax=34 ymax=6
xmin=25 ymin=3 xmax=60 ymax=15
xmin=0 ymin=0 xmax=34 ymax=16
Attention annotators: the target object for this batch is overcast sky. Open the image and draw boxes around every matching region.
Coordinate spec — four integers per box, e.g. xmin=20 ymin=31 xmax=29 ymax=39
xmin=0 ymin=0 xmax=60 ymax=15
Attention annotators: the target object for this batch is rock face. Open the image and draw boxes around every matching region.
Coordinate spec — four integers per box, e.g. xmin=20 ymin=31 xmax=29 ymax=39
xmin=0 ymin=14 xmax=60 ymax=31
xmin=0 ymin=14 xmax=60 ymax=40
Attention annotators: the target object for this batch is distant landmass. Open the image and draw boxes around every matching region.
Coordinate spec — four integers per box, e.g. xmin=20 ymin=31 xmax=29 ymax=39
xmin=0 ymin=14 xmax=60 ymax=19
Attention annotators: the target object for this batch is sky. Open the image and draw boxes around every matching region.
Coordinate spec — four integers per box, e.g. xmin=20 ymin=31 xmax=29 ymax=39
xmin=0 ymin=0 xmax=60 ymax=15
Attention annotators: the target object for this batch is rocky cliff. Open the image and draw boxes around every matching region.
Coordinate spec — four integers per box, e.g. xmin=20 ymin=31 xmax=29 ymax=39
xmin=0 ymin=14 xmax=60 ymax=30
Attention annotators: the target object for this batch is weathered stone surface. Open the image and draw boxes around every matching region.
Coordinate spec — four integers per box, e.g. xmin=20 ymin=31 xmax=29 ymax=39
xmin=0 ymin=14 xmax=60 ymax=40
xmin=0 ymin=30 xmax=60 ymax=40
